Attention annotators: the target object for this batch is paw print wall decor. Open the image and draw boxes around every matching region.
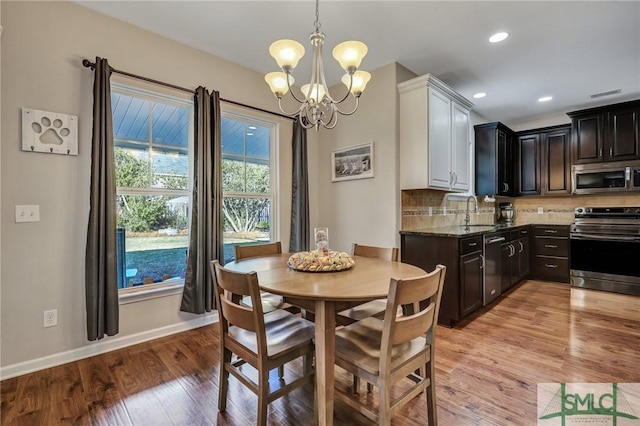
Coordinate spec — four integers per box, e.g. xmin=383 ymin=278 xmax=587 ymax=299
xmin=21 ymin=108 xmax=78 ymax=155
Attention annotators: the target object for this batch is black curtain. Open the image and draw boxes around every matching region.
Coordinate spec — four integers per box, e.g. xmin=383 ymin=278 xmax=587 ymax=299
xmin=289 ymin=118 xmax=310 ymax=252
xmin=85 ymin=57 xmax=119 ymax=340
xmin=180 ymin=88 xmax=223 ymax=314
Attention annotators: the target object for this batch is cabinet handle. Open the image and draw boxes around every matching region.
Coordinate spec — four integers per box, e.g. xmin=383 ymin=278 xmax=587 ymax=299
xmin=519 ymin=241 xmax=524 ymax=253
xmin=469 ymin=242 xmax=478 ymax=247
xmin=480 ymin=254 xmax=485 ymax=269
xmin=545 ymin=264 xmax=558 ymax=268
xmin=600 ymin=149 xmax=603 ymax=158
xmin=544 ymin=230 xmax=558 ymax=234
xmin=610 ymin=147 xmax=613 ymax=157
xmin=453 ymin=173 xmax=458 ymax=184
xmin=544 ymin=244 xmax=558 ymax=248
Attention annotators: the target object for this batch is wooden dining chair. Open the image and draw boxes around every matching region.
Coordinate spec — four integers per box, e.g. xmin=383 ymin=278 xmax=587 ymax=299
xmin=234 ymin=242 xmax=299 ymax=314
xmin=336 ymin=243 xmax=400 ymax=325
xmin=211 ymin=260 xmax=315 ymax=426
xmin=333 ymin=264 xmax=446 ymax=426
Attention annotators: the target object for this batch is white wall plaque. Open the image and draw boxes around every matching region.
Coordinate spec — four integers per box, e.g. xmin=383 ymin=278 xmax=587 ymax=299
xmin=21 ymin=108 xmax=78 ymax=155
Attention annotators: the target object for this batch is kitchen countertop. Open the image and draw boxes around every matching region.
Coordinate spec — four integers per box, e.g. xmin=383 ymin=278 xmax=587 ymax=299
xmin=400 ymin=222 xmax=569 ymax=238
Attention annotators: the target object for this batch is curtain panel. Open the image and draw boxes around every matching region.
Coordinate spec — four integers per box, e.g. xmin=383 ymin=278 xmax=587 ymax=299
xmin=180 ymin=88 xmax=223 ymax=314
xmin=289 ymin=118 xmax=310 ymax=252
xmin=85 ymin=57 xmax=119 ymax=341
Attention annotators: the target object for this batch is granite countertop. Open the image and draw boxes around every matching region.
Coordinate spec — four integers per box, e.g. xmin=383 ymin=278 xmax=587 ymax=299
xmin=400 ymin=222 xmax=570 ymax=238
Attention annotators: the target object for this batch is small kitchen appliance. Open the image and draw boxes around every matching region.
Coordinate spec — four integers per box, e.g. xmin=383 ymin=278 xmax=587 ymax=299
xmin=498 ymin=202 xmax=515 ymax=224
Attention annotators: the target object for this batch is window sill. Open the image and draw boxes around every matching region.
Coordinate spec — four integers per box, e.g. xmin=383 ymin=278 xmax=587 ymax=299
xmin=119 ymin=280 xmax=185 ymax=305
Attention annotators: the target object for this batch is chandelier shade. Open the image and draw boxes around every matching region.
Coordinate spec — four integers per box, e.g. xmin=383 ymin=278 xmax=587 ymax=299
xmin=264 ymin=0 xmax=370 ymax=130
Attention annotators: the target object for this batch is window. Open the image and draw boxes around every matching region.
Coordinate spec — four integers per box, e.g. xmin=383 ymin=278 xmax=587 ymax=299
xmin=221 ymin=113 xmax=277 ymax=263
xmin=111 ymin=84 xmax=193 ymax=291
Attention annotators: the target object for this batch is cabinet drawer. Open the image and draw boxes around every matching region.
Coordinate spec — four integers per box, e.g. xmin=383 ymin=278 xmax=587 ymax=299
xmin=460 ymin=236 xmax=482 ymax=255
xmin=510 ymin=227 xmax=530 ymax=240
xmin=533 ymin=225 xmax=569 ymax=238
xmin=534 ymin=237 xmax=569 ymax=257
xmin=532 ymin=256 xmax=570 ymax=283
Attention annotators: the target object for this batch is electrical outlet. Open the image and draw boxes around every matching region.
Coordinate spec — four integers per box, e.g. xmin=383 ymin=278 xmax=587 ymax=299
xmin=44 ymin=309 xmax=57 ymax=328
xmin=538 ymin=207 xmax=544 ymax=214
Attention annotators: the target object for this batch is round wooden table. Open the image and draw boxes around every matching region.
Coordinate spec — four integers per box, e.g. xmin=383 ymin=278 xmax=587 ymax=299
xmin=224 ymin=253 xmax=426 ymax=426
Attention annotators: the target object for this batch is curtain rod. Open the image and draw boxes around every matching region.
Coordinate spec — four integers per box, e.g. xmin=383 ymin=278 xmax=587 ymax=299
xmin=82 ymin=59 xmax=295 ymax=121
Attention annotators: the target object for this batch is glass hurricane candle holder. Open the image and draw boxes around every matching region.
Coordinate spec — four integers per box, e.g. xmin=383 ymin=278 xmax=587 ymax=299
xmin=314 ymin=227 xmax=329 ymax=255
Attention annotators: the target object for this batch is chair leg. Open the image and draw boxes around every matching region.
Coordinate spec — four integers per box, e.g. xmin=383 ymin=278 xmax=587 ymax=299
xmin=379 ymin=380 xmax=392 ymax=426
xmin=352 ymin=375 xmax=360 ymax=394
xmin=304 ymin=351 xmax=314 ymax=376
xmin=257 ymin=367 xmax=270 ymax=426
xmin=426 ymin=360 xmax=437 ymax=425
xmin=218 ymin=349 xmax=232 ymax=412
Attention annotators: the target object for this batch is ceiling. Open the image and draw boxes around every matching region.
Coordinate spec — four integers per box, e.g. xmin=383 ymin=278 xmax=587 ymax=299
xmin=76 ymin=1 xmax=640 ymax=126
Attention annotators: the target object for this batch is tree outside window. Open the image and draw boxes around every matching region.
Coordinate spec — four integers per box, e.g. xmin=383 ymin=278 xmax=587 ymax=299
xmin=221 ymin=115 xmax=276 ymax=263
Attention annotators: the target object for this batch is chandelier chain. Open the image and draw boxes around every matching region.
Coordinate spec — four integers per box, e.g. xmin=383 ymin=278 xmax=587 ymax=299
xmin=314 ymin=0 xmax=321 ymax=31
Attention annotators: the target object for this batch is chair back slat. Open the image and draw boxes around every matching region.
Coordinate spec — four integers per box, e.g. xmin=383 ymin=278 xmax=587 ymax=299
xmin=353 ymin=243 xmax=399 ymax=262
xmin=211 ymin=260 xmax=266 ymax=336
xmin=235 ymin=241 xmax=282 ymax=260
xmin=380 ymin=265 xmax=446 ymax=361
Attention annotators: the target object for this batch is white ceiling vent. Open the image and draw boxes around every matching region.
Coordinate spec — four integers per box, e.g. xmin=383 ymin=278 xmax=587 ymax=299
xmin=590 ymin=89 xmax=621 ymax=99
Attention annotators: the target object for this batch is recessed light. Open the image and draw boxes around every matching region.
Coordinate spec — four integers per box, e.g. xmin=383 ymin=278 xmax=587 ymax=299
xmin=246 ymin=132 xmax=254 ymax=136
xmin=538 ymin=96 xmax=553 ymax=102
xmin=489 ymin=32 xmax=509 ymax=43
xmin=248 ymin=126 xmax=257 ymax=130
xmin=473 ymin=92 xmax=487 ymax=99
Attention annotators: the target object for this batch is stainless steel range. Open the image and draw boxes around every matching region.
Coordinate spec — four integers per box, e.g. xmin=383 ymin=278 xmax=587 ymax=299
xmin=570 ymin=207 xmax=640 ymax=295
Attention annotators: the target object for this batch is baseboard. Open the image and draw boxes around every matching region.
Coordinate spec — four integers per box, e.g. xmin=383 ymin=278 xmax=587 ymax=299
xmin=0 ymin=312 xmax=218 ymax=381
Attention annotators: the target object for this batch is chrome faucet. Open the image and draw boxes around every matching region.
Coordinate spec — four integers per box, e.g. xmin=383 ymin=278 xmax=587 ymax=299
xmin=464 ymin=195 xmax=479 ymax=230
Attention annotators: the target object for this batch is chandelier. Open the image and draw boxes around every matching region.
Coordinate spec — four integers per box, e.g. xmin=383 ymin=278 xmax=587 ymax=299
xmin=264 ymin=0 xmax=371 ymax=130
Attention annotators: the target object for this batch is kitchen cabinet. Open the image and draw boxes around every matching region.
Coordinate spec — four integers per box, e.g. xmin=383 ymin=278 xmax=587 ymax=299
xmin=531 ymin=225 xmax=570 ymax=283
xmin=568 ymin=99 xmax=640 ymax=164
xmin=400 ymin=233 xmax=482 ymax=327
xmin=460 ymin=250 xmax=484 ymax=318
xmin=399 ymin=74 xmax=474 ymax=192
xmin=475 ymin=122 xmax=517 ymax=196
xmin=517 ymin=125 xmax=571 ymax=196
xmin=500 ymin=228 xmax=530 ymax=292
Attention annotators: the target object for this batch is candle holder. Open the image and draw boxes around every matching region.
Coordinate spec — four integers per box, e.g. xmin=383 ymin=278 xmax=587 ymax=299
xmin=314 ymin=227 xmax=329 ymax=255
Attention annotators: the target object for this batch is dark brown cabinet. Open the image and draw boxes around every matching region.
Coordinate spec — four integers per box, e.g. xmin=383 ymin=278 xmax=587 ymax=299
xmin=568 ymin=100 xmax=640 ymax=164
xmin=517 ymin=125 xmax=571 ymax=196
xmin=400 ymin=233 xmax=484 ymax=327
xmin=500 ymin=228 xmax=531 ymax=292
xmin=530 ymin=225 xmax=570 ymax=283
xmin=475 ymin=122 xmax=517 ymax=196
xmin=460 ymin=251 xmax=483 ymax=318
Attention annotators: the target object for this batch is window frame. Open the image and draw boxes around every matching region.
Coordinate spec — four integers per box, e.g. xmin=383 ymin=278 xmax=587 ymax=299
xmin=111 ymin=82 xmax=194 ymax=303
xmin=221 ymin=110 xmax=280 ymax=260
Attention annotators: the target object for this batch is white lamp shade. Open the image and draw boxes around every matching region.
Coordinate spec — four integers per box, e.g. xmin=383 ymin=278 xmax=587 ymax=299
xmin=265 ymin=72 xmax=294 ymax=97
xmin=342 ymin=71 xmax=371 ymax=95
xmin=300 ymin=83 xmax=327 ymax=102
xmin=269 ymin=39 xmax=305 ymax=70
xmin=332 ymin=41 xmax=368 ymax=71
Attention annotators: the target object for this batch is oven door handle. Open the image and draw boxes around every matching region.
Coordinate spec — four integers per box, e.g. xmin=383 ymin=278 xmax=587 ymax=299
xmin=571 ymin=233 xmax=640 ymax=242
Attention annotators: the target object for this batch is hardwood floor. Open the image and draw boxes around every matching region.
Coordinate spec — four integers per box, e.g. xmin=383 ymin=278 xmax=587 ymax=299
xmin=2 ymin=281 xmax=639 ymax=425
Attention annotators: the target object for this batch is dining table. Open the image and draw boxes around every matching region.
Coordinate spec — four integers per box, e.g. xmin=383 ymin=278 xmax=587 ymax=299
xmin=223 ymin=252 xmax=427 ymax=426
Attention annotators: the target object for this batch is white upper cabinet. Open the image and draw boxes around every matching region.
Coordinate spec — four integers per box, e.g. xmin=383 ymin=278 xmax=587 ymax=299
xmin=398 ymin=74 xmax=473 ymax=191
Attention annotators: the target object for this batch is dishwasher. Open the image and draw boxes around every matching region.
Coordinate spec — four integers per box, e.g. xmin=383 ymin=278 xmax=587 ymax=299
xmin=483 ymin=233 xmax=505 ymax=305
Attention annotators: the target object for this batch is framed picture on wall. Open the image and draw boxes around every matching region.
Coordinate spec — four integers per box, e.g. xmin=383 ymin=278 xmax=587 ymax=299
xmin=331 ymin=142 xmax=374 ymax=182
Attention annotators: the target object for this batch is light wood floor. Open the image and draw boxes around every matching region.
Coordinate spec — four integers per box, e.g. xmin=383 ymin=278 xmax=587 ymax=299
xmin=2 ymin=281 xmax=639 ymax=425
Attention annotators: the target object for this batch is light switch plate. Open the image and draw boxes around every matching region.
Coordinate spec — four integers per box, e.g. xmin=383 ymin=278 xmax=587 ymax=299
xmin=537 ymin=207 xmax=544 ymax=214
xmin=15 ymin=205 xmax=40 ymax=223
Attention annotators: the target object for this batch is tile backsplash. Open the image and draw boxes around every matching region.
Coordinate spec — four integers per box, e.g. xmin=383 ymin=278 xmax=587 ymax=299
xmin=401 ymin=190 xmax=640 ymax=230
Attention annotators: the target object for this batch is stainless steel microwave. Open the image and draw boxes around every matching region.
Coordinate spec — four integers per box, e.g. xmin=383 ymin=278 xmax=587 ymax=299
xmin=572 ymin=160 xmax=640 ymax=195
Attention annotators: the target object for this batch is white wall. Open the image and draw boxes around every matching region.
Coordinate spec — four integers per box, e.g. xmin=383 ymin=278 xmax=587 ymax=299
xmin=314 ymin=63 xmax=413 ymax=252
xmin=0 ymin=1 xmax=302 ymax=375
